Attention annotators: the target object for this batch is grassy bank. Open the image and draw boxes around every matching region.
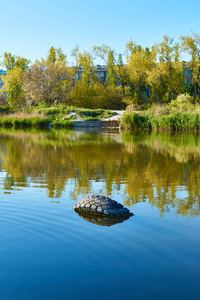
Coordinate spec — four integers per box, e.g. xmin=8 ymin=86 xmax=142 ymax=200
xmin=0 ymin=106 xmax=116 ymax=128
xmin=121 ymin=112 xmax=200 ymax=131
xmin=121 ymin=94 xmax=200 ymax=132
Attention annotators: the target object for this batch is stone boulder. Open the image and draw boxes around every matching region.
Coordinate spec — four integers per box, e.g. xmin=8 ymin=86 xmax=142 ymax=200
xmin=73 ymin=195 xmax=133 ymax=216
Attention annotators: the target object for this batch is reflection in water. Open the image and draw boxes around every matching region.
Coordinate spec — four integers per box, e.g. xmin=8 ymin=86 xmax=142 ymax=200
xmin=74 ymin=210 xmax=132 ymax=226
xmin=0 ymin=128 xmax=200 ymax=217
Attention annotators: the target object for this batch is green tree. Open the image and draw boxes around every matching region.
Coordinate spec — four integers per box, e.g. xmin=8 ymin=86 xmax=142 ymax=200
xmin=2 ymin=66 xmax=25 ymax=106
xmin=180 ymin=32 xmax=200 ymax=101
xmin=107 ymin=50 xmax=117 ymax=86
xmin=0 ymin=53 xmax=30 ymax=106
xmin=78 ymin=51 xmax=96 ymax=85
xmin=47 ymin=46 xmax=57 ymax=63
xmin=70 ymin=80 xmax=96 ymax=108
xmin=71 ymin=47 xmax=97 ymax=85
xmin=126 ymin=41 xmax=155 ymax=104
xmin=1 ymin=52 xmax=30 ymax=70
xmin=149 ymin=36 xmax=184 ymax=103
xmin=71 ymin=47 xmax=125 ymax=109
xmin=93 ymin=45 xmax=128 ymax=95
xmin=117 ymin=53 xmax=129 ymax=95
xmin=47 ymin=47 xmax=67 ymax=65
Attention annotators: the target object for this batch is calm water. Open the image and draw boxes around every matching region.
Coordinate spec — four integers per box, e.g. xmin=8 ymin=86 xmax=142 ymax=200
xmin=0 ymin=128 xmax=200 ymax=300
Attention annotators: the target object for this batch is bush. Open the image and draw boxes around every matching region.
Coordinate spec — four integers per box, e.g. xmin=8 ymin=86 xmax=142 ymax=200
xmin=176 ymin=93 xmax=193 ymax=104
xmin=70 ymin=81 xmax=126 ymax=110
xmin=0 ymin=118 xmax=13 ymax=126
xmin=122 ymin=112 xmax=151 ymax=129
xmin=168 ymin=94 xmax=194 ymax=113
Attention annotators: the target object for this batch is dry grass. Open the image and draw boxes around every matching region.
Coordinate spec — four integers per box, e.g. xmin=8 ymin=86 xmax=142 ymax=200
xmin=145 ymin=103 xmax=200 ymax=117
xmin=126 ymin=104 xmax=142 ymax=114
xmin=150 ymin=104 xmax=167 ymax=117
xmin=143 ymin=104 xmax=168 ymax=117
xmin=1 ymin=111 xmax=44 ymax=119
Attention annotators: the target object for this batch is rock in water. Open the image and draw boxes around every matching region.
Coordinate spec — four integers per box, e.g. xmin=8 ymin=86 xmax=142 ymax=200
xmin=73 ymin=195 xmax=133 ymax=216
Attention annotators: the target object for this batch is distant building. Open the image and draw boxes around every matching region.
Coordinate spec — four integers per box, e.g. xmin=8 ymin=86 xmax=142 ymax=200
xmin=183 ymin=62 xmax=192 ymax=85
xmin=94 ymin=65 xmax=107 ymax=82
xmin=0 ymin=69 xmax=7 ymax=89
xmin=75 ymin=65 xmax=107 ymax=82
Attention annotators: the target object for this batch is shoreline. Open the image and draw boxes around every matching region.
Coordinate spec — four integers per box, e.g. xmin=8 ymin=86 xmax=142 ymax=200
xmin=1 ymin=109 xmax=200 ymax=132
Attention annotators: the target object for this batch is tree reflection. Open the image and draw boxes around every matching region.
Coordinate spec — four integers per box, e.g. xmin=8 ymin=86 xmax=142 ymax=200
xmin=0 ymin=128 xmax=200 ymax=217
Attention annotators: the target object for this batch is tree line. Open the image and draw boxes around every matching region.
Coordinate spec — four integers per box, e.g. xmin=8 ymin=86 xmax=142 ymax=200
xmin=0 ymin=33 xmax=200 ymax=109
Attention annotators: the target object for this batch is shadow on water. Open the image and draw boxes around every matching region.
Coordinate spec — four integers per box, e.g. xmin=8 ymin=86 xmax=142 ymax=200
xmin=74 ymin=210 xmax=132 ymax=226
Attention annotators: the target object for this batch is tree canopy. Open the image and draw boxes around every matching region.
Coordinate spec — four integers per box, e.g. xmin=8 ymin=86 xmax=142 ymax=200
xmin=0 ymin=34 xmax=200 ymax=108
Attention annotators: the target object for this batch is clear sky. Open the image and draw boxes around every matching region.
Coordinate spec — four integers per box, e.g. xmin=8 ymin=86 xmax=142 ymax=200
xmin=0 ymin=0 xmax=199 ymax=65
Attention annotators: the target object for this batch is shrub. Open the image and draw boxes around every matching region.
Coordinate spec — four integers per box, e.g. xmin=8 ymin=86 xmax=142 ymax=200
xmin=168 ymin=94 xmax=194 ymax=113
xmin=176 ymin=93 xmax=193 ymax=104
xmin=122 ymin=112 xmax=151 ymax=129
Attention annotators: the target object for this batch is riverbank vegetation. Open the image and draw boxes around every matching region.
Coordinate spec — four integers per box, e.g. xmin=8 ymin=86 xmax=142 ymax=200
xmin=121 ymin=93 xmax=200 ymax=131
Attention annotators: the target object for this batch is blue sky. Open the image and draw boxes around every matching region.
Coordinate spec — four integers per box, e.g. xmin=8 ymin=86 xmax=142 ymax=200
xmin=0 ymin=0 xmax=199 ymax=65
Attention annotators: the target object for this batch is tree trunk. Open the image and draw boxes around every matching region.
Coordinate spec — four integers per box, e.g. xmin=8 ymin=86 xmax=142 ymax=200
xmin=168 ymin=91 xmax=171 ymax=103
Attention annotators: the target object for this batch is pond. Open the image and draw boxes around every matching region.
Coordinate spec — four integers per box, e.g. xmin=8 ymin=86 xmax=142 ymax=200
xmin=0 ymin=128 xmax=200 ymax=300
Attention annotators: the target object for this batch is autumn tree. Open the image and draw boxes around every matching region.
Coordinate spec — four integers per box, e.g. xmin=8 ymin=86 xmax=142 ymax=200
xmin=23 ymin=60 xmax=73 ymax=106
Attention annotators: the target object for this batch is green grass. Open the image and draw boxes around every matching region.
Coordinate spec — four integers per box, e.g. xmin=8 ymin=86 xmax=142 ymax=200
xmin=0 ymin=116 xmax=50 ymax=127
xmin=121 ymin=111 xmax=200 ymax=131
xmin=122 ymin=96 xmax=200 ymax=132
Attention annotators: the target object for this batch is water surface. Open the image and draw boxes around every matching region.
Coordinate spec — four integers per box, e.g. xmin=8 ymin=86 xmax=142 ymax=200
xmin=0 ymin=128 xmax=200 ymax=300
